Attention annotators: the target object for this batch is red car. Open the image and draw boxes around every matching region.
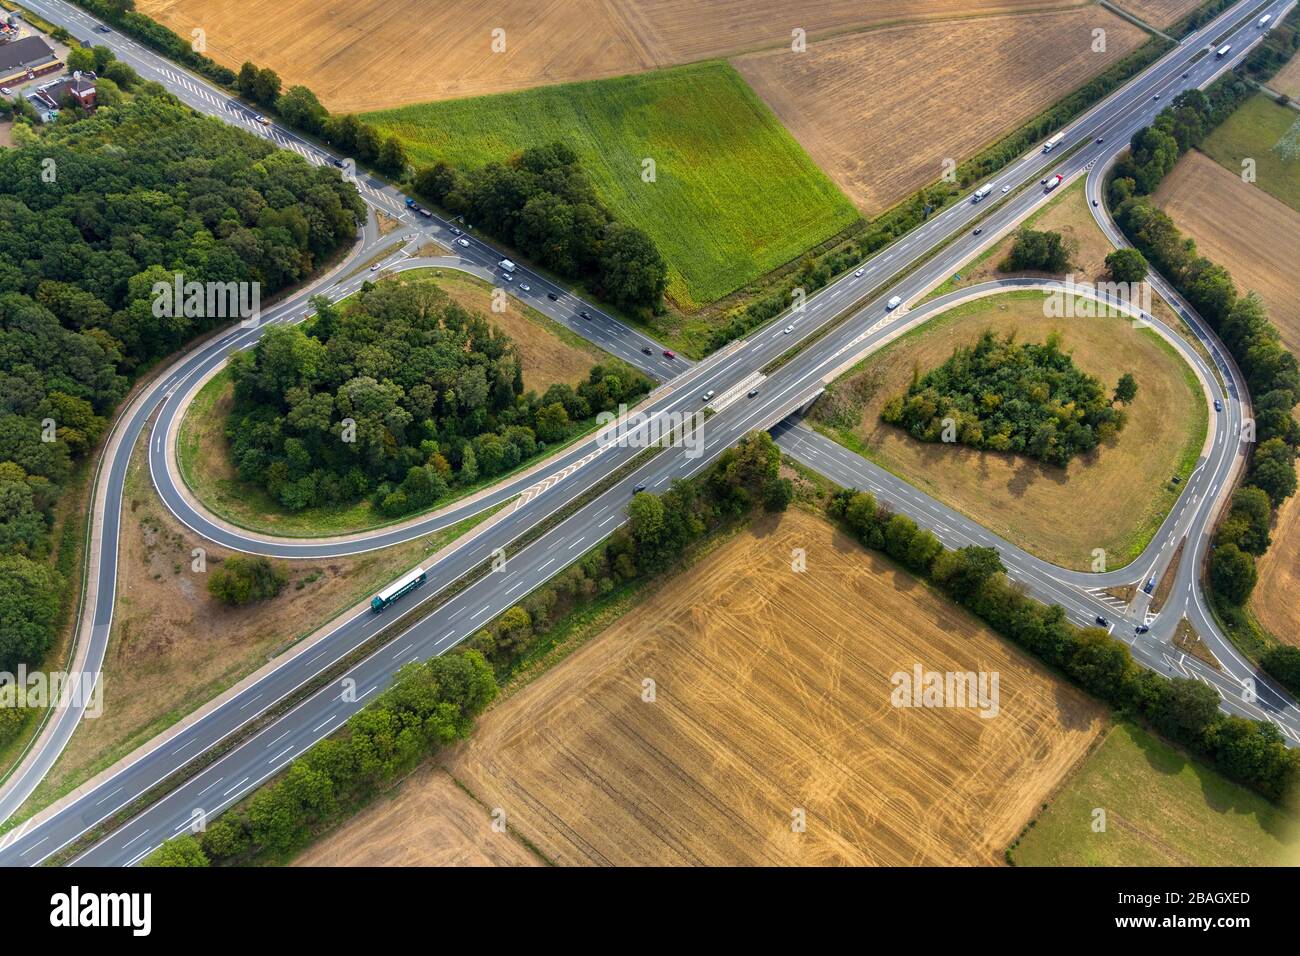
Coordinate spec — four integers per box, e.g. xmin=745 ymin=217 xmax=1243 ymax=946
xmin=662 ymin=350 xmax=675 ymax=360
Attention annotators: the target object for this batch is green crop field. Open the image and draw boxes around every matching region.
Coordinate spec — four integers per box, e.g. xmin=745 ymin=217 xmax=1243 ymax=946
xmin=1012 ymin=723 xmax=1299 ymax=866
xmin=1200 ymin=93 xmax=1300 ymax=214
xmin=364 ymin=61 xmax=860 ymax=312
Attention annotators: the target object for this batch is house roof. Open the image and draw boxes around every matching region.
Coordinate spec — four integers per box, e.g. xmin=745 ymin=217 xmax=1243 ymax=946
xmin=0 ymin=35 xmax=57 ymax=75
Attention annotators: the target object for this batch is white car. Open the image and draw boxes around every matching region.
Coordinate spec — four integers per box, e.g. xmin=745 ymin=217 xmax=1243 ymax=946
xmin=1001 ymin=184 xmax=1010 ymax=193
xmin=502 ymin=272 xmax=513 ymax=282
xmin=255 ymin=114 xmax=271 ymax=126
xmin=0 ymin=87 xmax=11 ymax=96
xmin=519 ymin=283 xmax=531 ymax=292
xmin=457 ymin=237 xmax=470 ymax=247
xmin=854 ymin=268 xmax=864 ymax=277
xmin=783 ymin=324 xmax=794 ymax=334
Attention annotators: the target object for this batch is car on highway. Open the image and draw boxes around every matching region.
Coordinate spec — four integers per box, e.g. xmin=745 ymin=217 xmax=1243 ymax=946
xmin=1153 ymin=93 xmax=1161 ymax=100
xmin=783 ymin=324 xmax=794 ymax=334
xmin=633 ymin=482 xmax=647 ymax=494
xmin=1182 ymin=71 xmax=1190 ymax=78
xmin=519 ymin=283 xmax=530 ymax=292
xmin=369 ymin=264 xmax=380 ymax=272
xmin=1143 ymin=578 xmax=1156 ymax=594
xmin=973 ymin=227 xmax=982 ymax=236
xmin=663 ymin=350 xmax=675 ymax=359
xmin=1040 ymin=177 xmax=1048 ymax=185
xmin=1214 ymin=399 xmax=1223 ymax=412
xmin=702 ymin=390 xmax=715 ymax=402
xmin=1092 ymin=199 xmax=1099 ymax=207
xmin=641 ymin=346 xmax=652 ymax=355
xmin=502 ymin=272 xmax=513 ymax=282
xmin=1095 ymin=137 xmax=1104 ymax=144
xmin=456 ymin=237 xmax=470 ymax=247
xmin=580 ymin=310 xmax=591 ymax=320
xmin=1095 ymin=616 xmax=1110 ymax=628
xmin=886 ymin=295 xmax=902 ymax=310
xmin=1135 ymin=624 xmax=1150 ymax=634
xmin=547 ymin=292 xmax=559 ymax=301
xmin=330 ymin=158 xmax=345 ymax=168
xmin=0 ymin=87 xmax=10 ymax=96
xmin=450 ymin=226 xmax=462 ymax=235
xmin=255 ymin=115 xmax=271 ymax=126
xmin=854 ymin=268 xmax=865 ymax=277
xmin=97 ymin=25 xmax=111 ymax=33
xmin=1000 ymin=184 xmax=1010 ymax=193
xmin=747 ymin=388 xmax=759 ymax=398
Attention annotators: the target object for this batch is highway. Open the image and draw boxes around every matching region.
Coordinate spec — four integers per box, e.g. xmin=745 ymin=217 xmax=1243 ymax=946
xmin=0 ymin=0 xmax=1293 ymax=865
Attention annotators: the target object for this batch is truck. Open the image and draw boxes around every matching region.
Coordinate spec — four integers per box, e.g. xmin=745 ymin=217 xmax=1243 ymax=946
xmin=1042 ymin=132 xmax=1065 ymax=153
xmin=1044 ymin=174 xmax=1063 ymax=192
xmin=1259 ymin=13 xmax=1272 ymax=27
xmin=971 ymin=184 xmax=993 ymax=203
xmin=498 ymin=258 xmax=516 ymax=273
xmin=886 ymin=295 xmax=902 ymax=311
xmin=371 ymin=566 xmax=427 ymax=613
xmin=1216 ymin=43 xmax=1232 ymax=58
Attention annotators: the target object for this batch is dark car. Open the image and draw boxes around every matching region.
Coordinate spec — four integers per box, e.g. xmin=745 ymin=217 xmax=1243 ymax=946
xmin=547 ymin=292 xmax=558 ymax=301
xmin=1182 ymin=72 xmax=1189 ymax=79
xmin=1143 ymin=578 xmax=1156 ymax=595
xmin=580 ymin=310 xmax=591 ymax=320
xmin=1095 ymin=615 xmax=1110 ymax=628
xmin=330 ymin=158 xmax=346 ymax=168
xmin=633 ymin=482 xmax=647 ymax=494
xmin=641 ymin=346 xmax=652 ymax=355
xmin=1213 ymin=399 xmax=1222 ymax=412
xmin=1135 ymin=624 xmax=1150 ymax=635
xmin=97 ymin=25 xmax=111 ymax=33
xmin=1096 ymin=137 xmax=1104 ymax=144
xmin=747 ymin=388 xmax=759 ymax=398
xmin=973 ymin=227 xmax=982 ymax=236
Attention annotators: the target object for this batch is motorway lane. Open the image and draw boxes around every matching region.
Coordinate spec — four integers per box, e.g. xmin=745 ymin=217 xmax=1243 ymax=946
xmin=1 ymin=0 xmax=1293 ymax=863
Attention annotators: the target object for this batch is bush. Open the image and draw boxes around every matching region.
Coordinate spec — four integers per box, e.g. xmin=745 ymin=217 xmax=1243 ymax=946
xmin=207 ymin=556 xmax=288 ymax=606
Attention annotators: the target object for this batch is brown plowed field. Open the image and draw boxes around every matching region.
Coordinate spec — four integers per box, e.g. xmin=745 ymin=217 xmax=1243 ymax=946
xmin=138 ymin=0 xmax=1084 ymax=112
xmin=733 ymin=7 xmax=1146 ymax=214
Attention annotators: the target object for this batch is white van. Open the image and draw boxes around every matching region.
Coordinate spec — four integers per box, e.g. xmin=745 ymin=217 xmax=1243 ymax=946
xmin=886 ymin=295 xmax=902 ymax=311
xmin=498 ymin=259 xmax=516 ymax=273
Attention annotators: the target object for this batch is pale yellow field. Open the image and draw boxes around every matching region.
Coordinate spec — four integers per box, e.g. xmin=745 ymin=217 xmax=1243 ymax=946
xmin=1275 ymin=54 xmax=1300 ymax=98
xmin=733 ymin=8 xmax=1146 ymax=214
xmin=1155 ymin=149 xmax=1300 ymax=356
xmin=427 ymin=510 xmax=1104 ymax=866
xmin=1110 ymin=0 xmax=1203 ymax=27
xmin=138 ymin=0 xmax=1083 ymax=112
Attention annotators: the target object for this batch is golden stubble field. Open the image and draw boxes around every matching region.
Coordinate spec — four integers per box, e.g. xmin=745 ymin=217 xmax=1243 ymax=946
xmin=1276 ymin=54 xmax=1300 ymax=98
xmin=1154 ymin=150 xmax=1300 ymax=356
xmin=137 ymin=0 xmax=1082 ymax=112
xmin=733 ymin=8 xmax=1146 ymax=214
xmin=308 ymin=510 xmax=1106 ymax=866
xmin=1110 ymin=0 xmax=1203 ymax=27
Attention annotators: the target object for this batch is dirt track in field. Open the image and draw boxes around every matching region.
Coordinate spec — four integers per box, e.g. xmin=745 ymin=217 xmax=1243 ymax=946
xmin=732 ymin=7 xmax=1145 ymax=215
xmin=427 ymin=510 xmax=1104 ymax=866
xmin=138 ymin=0 xmax=1084 ymax=112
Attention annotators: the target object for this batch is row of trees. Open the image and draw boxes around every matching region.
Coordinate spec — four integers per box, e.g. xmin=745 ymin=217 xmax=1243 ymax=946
xmin=148 ymin=430 xmax=790 ymax=864
xmin=226 ymin=279 xmax=652 ymax=516
xmin=414 ymin=143 xmax=668 ymax=315
xmin=0 ymin=88 xmax=363 ymax=674
xmin=880 ymin=330 xmax=1136 ymax=467
xmin=1108 ymin=84 xmax=1300 ymax=650
xmin=466 ymin=431 xmax=792 ymax=672
xmin=146 ymin=650 xmax=498 ymax=865
xmin=826 ymin=486 xmax=1299 ymax=801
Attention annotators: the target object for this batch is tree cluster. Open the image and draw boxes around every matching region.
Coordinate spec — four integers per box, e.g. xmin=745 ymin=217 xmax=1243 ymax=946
xmin=1002 ymin=228 xmax=1074 ymax=274
xmin=414 ymin=143 xmax=668 ymax=314
xmin=880 ymin=330 xmax=1133 ymax=467
xmin=0 ymin=91 xmax=362 ymax=672
xmin=207 ymin=556 xmax=288 ymax=606
xmin=826 ymin=486 xmax=1298 ymax=801
xmin=226 ymin=279 xmax=651 ymax=516
xmin=150 ymin=650 xmax=498 ymax=864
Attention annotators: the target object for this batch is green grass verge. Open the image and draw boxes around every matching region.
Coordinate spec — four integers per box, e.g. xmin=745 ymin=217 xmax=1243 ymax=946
xmin=363 ymin=60 xmax=860 ymax=311
xmin=1200 ymin=92 xmax=1300 ymax=214
xmin=1010 ymin=722 xmax=1298 ymax=865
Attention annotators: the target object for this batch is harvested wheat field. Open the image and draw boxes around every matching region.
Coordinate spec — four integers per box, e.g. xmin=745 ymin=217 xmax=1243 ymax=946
xmin=438 ymin=510 xmax=1106 ymax=866
xmin=1155 ymin=149 xmax=1300 ymax=355
xmin=1110 ymin=0 xmax=1203 ymax=27
xmin=138 ymin=0 xmax=1083 ymax=112
xmin=1256 ymin=491 xmax=1300 ymax=646
xmin=295 ymin=766 xmax=541 ymax=866
xmin=1276 ymin=53 xmax=1300 ymax=98
xmin=733 ymin=8 xmax=1146 ymax=214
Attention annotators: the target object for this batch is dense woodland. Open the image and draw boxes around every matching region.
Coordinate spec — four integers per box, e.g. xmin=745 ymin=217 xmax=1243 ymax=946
xmin=227 ymin=279 xmax=652 ymax=517
xmin=0 ymin=84 xmax=363 ymax=681
xmin=1109 ymin=81 xmax=1300 ymax=673
xmin=881 ymin=331 xmax=1135 ymax=466
xmin=414 ymin=144 xmax=669 ymax=315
